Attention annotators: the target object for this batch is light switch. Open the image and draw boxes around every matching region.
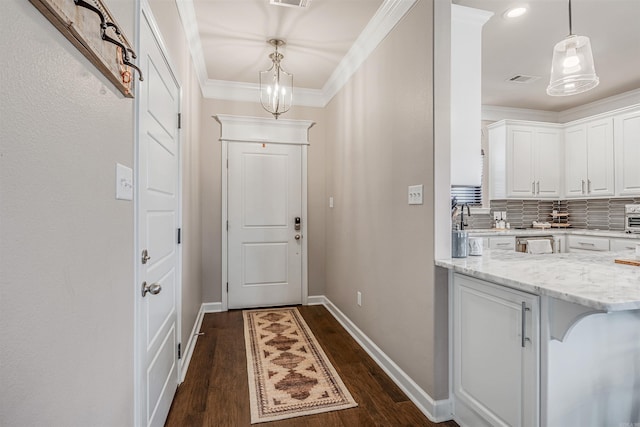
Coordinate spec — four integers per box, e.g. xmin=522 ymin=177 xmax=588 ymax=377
xmin=408 ymin=184 xmax=423 ymax=205
xmin=116 ymin=163 xmax=133 ymax=201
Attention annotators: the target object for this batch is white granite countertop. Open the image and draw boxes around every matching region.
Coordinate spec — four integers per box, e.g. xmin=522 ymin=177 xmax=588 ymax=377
xmin=467 ymin=228 xmax=640 ymax=240
xmin=436 ymin=249 xmax=640 ymax=312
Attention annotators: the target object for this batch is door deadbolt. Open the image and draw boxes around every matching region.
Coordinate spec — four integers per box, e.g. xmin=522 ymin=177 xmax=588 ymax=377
xmin=294 ymin=217 xmax=301 ymax=231
xmin=141 ymin=249 xmax=151 ymax=264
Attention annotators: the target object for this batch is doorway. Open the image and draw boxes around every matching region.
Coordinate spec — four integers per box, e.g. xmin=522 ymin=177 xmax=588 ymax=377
xmin=216 ymin=115 xmax=314 ymax=310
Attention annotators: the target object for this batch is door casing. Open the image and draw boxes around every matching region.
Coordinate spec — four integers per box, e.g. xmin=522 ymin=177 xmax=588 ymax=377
xmin=216 ymin=115 xmax=314 ymax=311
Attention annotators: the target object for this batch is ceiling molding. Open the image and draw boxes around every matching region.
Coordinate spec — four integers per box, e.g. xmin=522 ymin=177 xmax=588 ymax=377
xmin=176 ymin=0 xmax=417 ymax=107
xmin=320 ymin=0 xmax=418 ymax=106
xmin=483 ymin=88 xmax=640 ymax=124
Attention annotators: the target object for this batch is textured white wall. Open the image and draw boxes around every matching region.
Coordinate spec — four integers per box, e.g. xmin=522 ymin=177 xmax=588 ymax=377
xmin=0 ymin=1 xmax=135 ymax=425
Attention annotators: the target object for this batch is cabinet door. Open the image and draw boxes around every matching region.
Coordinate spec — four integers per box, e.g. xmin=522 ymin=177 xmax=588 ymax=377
xmin=615 ymin=110 xmax=640 ymax=196
xmin=507 ymin=126 xmax=536 ymax=198
xmin=564 ymin=125 xmax=588 ymax=197
xmin=586 ymin=118 xmax=614 ymax=196
xmin=453 ymin=274 xmax=539 ymax=427
xmin=534 ymin=128 xmax=561 ymax=197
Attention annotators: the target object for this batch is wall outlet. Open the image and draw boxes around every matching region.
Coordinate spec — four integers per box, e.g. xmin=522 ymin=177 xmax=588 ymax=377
xmin=357 ymin=291 xmax=362 ymax=307
xmin=329 ymin=196 xmax=334 ymax=208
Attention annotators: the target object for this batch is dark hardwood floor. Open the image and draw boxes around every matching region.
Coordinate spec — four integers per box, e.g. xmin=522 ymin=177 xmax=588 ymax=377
xmin=165 ymin=305 xmax=459 ymax=427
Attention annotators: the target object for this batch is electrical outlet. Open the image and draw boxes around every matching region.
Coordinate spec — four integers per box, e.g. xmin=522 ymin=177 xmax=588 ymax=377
xmin=357 ymin=291 xmax=362 ymax=307
xmin=329 ymin=196 xmax=334 ymax=208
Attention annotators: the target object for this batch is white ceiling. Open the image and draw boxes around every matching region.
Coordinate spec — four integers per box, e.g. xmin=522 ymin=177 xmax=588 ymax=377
xmin=182 ymin=0 xmax=639 ymax=111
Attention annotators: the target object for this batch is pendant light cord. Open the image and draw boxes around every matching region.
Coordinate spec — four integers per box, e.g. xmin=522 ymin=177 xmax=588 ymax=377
xmin=568 ymin=0 xmax=573 ymax=35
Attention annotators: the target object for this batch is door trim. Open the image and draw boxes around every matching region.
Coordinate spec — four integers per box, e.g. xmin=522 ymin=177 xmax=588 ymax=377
xmin=215 ymin=115 xmax=314 ymax=311
xmin=134 ymin=2 xmax=183 ymax=426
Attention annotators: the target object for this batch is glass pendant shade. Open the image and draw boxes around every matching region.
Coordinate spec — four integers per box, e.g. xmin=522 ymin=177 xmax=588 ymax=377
xmin=547 ymin=34 xmax=599 ymax=96
xmin=259 ymin=40 xmax=293 ymax=119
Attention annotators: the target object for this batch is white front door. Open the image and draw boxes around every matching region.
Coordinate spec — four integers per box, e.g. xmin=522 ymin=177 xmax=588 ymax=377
xmin=227 ymin=142 xmax=303 ymax=309
xmin=136 ymin=7 xmax=181 ymax=427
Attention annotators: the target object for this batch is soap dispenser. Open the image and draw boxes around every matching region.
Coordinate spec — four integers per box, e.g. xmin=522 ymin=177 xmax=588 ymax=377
xmin=452 ymin=204 xmax=471 ymax=258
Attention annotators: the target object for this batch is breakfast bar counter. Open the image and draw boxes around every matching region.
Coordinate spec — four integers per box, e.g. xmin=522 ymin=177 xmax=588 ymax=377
xmin=435 ymin=249 xmax=640 ymax=312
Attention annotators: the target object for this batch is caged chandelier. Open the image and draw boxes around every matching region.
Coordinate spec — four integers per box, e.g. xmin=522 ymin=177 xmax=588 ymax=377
xmin=546 ymin=0 xmax=599 ymax=96
xmin=259 ymin=39 xmax=293 ymax=119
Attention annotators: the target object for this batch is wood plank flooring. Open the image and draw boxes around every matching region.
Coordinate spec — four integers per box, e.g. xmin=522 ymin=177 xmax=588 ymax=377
xmin=165 ymin=305 xmax=459 ymax=427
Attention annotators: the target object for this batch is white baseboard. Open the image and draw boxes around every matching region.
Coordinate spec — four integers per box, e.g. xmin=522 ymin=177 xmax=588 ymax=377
xmin=318 ymin=295 xmax=453 ymax=423
xmin=307 ymin=295 xmax=326 ymax=305
xmin=202 ymin=302 xmax=223 ymax=313
xmin=179 ymin=304 xmax=205 ymax=383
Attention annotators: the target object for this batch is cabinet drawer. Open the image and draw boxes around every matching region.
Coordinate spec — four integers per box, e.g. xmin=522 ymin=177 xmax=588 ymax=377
xmin=489 ymin=237 xmax=516 ymax=250
xmin=567 ymin=235 xmax=609 ymax=252
xmin=610 ymin=238 xmax=639 ymax=252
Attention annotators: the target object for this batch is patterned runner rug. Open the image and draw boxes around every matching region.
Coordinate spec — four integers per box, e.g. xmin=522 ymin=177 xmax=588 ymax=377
xmin=243 ymin=307 xmax=358 ymax=424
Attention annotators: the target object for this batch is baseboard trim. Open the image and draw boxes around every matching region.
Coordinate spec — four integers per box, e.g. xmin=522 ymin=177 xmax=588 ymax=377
xmin=307 ymin=295 xmax=326 ymax=305
xmin=318 ymin=296 xmax=453 ymax=423
xmin=179 ymin=304 xmax=205 ymax=383
xmin=202 ymin=302 xmax=223 ymax=313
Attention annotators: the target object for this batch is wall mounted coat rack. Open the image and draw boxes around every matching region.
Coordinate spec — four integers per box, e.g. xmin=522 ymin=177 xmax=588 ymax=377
xmin=29 ymin=0 xmax=142 ymax=98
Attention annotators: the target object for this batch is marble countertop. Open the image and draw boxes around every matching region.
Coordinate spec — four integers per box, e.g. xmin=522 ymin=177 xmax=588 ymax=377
xmin=466 ymin=228 xmax=640 ymax=239
xmin=435 ymin=249 xmax=640 ymax=312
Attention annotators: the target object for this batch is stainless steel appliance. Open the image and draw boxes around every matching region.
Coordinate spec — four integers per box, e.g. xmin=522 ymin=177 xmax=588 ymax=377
xmin=625 ymin=204 xmax=640 ymax=234
xmin=516 ymin=236 xmax=557 ymax=253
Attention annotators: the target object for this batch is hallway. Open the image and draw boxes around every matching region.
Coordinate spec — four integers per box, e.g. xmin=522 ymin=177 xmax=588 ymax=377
xmin=165 ymin=305 xmax=459 ymax=427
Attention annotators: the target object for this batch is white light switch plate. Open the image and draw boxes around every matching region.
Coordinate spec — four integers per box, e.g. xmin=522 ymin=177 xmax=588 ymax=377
xmin=116 ymin=163 xmax=133 ymax=201
xmin=408 ymin=184 xmax=423 ymax=205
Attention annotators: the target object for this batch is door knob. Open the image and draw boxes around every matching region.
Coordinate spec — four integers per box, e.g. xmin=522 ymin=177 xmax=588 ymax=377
xmin=294 ymin=234 xmax=301 ymax=240
xmin=141 ymin=281 xmax=162 ymax=297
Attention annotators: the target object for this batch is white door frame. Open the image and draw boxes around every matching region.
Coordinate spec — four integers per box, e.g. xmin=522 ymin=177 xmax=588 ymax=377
xmin=215 ymin=115 xmax=314 ymax=311
xmin=134 ymin=2 xmax=183 ymax=426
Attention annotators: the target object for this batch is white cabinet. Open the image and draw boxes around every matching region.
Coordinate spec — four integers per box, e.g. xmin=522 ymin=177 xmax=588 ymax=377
xmin=564 ymin=118 xmax=615 ymax=198
xmin=610 ymin=238 xmax=639 ymax=252
xmin=567 ymin=235 xmax=609 ymax=252
xmin=489 ymin=236 xmax=516 ymax=250
xmin=614 ymin=108 xmax=640 ymax=196
xmin=453 ymin=273 xmax=539 ymax=427
xmin=489 ymin=121 xmax=562 ymax=199
xmin=450 ymin=5 xmax=492 ymax=186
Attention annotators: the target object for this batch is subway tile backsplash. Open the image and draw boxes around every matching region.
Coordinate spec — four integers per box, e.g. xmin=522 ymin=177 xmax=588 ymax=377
xmin=465 ymin=198 xmax=640 ymax=231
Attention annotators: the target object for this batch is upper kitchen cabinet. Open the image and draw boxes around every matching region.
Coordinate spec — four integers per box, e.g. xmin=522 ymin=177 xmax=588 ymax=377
xmin=614 ymin=107 xmax=640 ymax=196
xmin=488 ymin=120 xmax=562 ymax=199
xmin=450 ymin=5 xmax=492 ymax=186
xmin=564 ymin=118 xmax=615 ymax=198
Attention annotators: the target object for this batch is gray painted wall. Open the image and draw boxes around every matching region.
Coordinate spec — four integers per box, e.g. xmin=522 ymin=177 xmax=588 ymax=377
xmin=1 ymin=1 xmax=136 ymax=424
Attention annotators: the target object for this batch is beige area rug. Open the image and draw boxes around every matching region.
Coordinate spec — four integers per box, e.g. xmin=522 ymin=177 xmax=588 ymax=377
xmin=243 ymin=307 xmax=358 ymax=424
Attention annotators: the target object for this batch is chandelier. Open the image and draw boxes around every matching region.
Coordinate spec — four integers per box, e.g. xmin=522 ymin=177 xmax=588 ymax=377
xmin=547 ymin=0 xmax=599 ymax=96
xmin=259 ymin=39 xmax=293 ymax=119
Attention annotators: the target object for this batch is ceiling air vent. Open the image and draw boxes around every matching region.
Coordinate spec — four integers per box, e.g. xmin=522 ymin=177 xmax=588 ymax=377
xmin=270 ymin=0 xmax=311 ymax=8
xmin=506 ymin=74 xmax=541 ymax=84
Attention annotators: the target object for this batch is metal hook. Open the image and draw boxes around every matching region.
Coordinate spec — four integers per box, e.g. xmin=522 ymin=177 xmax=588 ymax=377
xmin=102 ymin=26 xmax=144 ymax=81
xmin=74 ymin=0 xmax=106 ymax=28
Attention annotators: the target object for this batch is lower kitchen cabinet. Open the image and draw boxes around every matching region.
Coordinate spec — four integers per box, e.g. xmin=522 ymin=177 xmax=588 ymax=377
xmin=453 ymin=273 xmax=539 ymax=427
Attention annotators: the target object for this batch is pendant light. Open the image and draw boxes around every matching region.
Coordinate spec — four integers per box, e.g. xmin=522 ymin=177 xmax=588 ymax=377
xmin=547 ymin=0 xmax=599 ymax=96
xmin=259 ymin=39 xmax=293 ymax=119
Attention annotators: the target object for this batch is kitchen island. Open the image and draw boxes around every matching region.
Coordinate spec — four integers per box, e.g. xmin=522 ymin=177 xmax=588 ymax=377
xmin=436 ymin=249 xmax=640 ymax=427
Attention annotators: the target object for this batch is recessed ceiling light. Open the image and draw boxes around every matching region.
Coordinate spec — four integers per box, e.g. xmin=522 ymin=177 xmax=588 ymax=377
xmin=504 ymin=6 xmax=528 ymax=19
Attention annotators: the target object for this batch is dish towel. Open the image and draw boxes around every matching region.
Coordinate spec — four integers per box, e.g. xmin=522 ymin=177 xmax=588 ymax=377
xmin=527 ymin=239 xmax=553 ymax=254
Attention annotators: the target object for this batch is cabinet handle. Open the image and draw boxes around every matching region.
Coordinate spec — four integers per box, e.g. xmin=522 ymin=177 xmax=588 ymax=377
xmin=532 ymin=181 xmax=535 ymax=194
xmin=581 ymin=180 xmax=585 ymax=194
xmin=521 ymin=302 xmax=531 ymax=348
xmin=536 ymin=181 xmax=540 ymax=194
xmin=587 ymin=179 xmax=592 ymax=193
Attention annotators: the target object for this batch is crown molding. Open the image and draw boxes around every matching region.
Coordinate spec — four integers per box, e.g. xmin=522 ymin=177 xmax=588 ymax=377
xmin=483 ymin=89 xmax=640 ymax=124
xmin=175 ymin=0 xmax=417 ymax=107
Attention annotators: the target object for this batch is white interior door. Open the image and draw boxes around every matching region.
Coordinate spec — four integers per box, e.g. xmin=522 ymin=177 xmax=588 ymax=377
xmin=227 ymin=142 xmax=302 ymax=309
xmin=137 ymin=7 xmax=181 ymax=427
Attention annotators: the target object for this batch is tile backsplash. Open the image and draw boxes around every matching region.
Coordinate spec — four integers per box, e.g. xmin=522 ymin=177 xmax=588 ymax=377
xmin=465 ymin=198 xmax=640 ymax=231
